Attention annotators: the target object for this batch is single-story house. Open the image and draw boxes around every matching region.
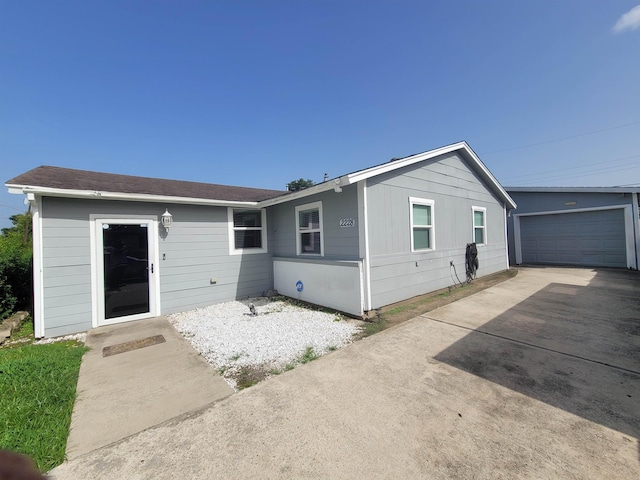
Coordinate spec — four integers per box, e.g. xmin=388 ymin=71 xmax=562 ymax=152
xmin=506 ymin=187 xmax=640 ymax=269
xmin=6 ymin=141 xmax=516 ymax=338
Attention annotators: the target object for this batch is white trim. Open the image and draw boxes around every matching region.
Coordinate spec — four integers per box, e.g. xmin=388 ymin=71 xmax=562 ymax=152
xmin=261 ymin=142 xmax=516 ymax=209
xmin=514 ymin=214 xmax=523 ymax=264
xmin=260 ymin=179 xmax=348 ymax=208
xmin=89 ymin=216 xmax=99 ymax=328
xmin=503 ymin=206 xmax=510 ymax=269
xmin=357 ymin=181 xmax=372 ymax=311
xmin=7 ymin=142 xmax=517 ymax=211
xmin=346 ymin=142 xmax=516 ymax=210
xmin=227 ymin=208 xmax=268 ymax=255
xmin=623 ymin=207 xmax=635 ymax=270
xmin=409 ymin=197 xmax=435 ymax=252
xmin=632 ymin=193 xmax=640 ymax=270
xmin=90 ymin=215 xmax=160 ymax=327
xmin=472 ymin=206 xmax=487 ymax=245
xmin=512 ymin=205 xmax=636 ymax=269
xmin=7 ymin=185 xmax=263 ymax=208
xmin=28 ymin=194 xmax=45 ymax=338
xmin=295 ymin=201 xmax=324 ymax=256
xmin=514 ymin=204 xmax=631 ymax=217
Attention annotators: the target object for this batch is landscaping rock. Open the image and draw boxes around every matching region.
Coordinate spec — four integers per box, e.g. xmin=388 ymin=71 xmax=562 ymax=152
xmin=0 ymin=311 xmax=29 ymax=344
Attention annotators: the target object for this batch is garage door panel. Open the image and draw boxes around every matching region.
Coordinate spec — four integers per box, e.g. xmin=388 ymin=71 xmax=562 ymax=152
xmin=605 ymin=253 xmax=626 ymax=263
xmin=576 ymin=239 xmax=600 ymax=250
xmin=603 ymin=238 xmax=625 ymax=249
xmin=539 ymin=239 xmax=557 ymax=250
xmin=520 ymin=209 xmax=626 ymax=268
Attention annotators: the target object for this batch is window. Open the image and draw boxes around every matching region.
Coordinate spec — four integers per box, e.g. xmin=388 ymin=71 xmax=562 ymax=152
xmin=228 ymin=208 xmax=267 ymax=254
xmin=409 ymin=197 xmax=434 ymax=251
xmin=472 ymin=207 xmax=486 ymax=245
xmin=295 ymin=201 xmax=323 ymax=256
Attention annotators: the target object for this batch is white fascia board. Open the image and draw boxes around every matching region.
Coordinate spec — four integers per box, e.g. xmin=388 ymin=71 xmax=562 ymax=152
xmin=455 ymin=143 xmax=517 ymax=210
xmin=345 ymin=143 xmax=466 ymax=184
xmin=5 ymin=184 xmax=260 ymax=208
xmin=344 ymin=142 xmax=517 ymax=210
xmin=258 ymin=176 xmax=351 ymax=207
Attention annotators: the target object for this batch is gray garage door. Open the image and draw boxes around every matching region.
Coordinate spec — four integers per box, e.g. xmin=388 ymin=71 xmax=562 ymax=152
xmin=520 ymin=209 xmax=626 ymax=267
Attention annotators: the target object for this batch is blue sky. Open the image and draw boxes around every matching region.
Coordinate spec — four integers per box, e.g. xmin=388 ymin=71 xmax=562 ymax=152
xmin=2 ymin=1 xmax=640 ymax=228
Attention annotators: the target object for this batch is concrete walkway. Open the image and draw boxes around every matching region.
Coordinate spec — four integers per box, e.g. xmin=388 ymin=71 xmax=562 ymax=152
xmin=64 ymin=316 xmax=233 ymax=460
xmin=52 ymin=267 xmax=640 ymax=479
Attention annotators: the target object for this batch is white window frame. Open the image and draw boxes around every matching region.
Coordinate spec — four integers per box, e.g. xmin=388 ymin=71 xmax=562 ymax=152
xmin=228 ymin=208 xmax=268 ymax=255
xmin=472 ymin=206 xmax=487 ymax=246
xmin=409 ymin=197 xmax=435 ymax=252
xmin=295 ymin=201 xmax=324 ymax=256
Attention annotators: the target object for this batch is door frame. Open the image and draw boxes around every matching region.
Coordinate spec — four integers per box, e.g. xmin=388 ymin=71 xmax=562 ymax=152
xmin=90 ymin=214 xmax=161 ymax=328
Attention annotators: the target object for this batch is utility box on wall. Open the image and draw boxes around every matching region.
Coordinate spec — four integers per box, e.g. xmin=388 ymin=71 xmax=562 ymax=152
xmin=273 ymin=257 xmax=364 ymax=316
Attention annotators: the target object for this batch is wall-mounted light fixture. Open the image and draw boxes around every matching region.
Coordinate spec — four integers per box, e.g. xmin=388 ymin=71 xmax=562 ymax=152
xmin=161 ymin=209 xmax=173 ymax=231
xmin=333 ymin=178 xmax=342 ymax=193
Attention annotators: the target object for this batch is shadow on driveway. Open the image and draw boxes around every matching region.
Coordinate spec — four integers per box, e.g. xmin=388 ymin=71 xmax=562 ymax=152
xmin=432 ymin=267 xmax=639 ymax=447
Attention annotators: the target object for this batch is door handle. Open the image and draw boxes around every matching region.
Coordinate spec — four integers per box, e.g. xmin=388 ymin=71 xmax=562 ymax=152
xmin=150 ymin=263 xmax=154 ymax=274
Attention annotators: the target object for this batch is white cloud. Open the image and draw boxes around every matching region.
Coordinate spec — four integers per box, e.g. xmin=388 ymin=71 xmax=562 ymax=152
xmin=613 ymin=4 xmax=640 ymax=33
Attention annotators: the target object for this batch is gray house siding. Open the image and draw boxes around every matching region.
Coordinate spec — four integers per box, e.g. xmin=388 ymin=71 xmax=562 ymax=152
xmin=155 ymin=203 xmax=273 ymax=312
xmin=13 ymin=143 xmax=517 ymax=337
xmin=41 ymin=200 xmax=93 ymax=337
xmin=269 ymin=184 xmax=360 ymax=260
xmin=40 ymin=197 xmax=273 ymax=336
xmin=506 ymin=190 xmax=636 ymax=268
xmin=366 ymin=153 xmax=508 ymax=308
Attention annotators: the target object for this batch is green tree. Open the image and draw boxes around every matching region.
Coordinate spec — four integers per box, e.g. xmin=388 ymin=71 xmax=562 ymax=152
xmin=0 ymin=212 xmax=33 ymax=319
xmin=286 ymin=178 xmax=315 ymax=192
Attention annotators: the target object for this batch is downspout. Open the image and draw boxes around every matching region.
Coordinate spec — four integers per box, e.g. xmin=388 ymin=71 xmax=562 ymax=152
xmin=27 ymin=193 xmax=45 ymax=338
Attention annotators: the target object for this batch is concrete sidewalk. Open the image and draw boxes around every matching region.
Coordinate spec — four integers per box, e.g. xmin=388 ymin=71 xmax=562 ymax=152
xmin=64 ymin=316 xmax=233 ymax=460
xmin=52 ymin=267 xmax=640 ymax=478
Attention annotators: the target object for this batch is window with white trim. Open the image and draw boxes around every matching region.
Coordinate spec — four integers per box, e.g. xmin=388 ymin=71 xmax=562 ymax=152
xmin=472 ymin=206 xmax=486 ymax=245
xmin=295 ymin=201 xmax=323 ymax=256
xmin=228 ymin=208 xmax=267 ymax=254
xmin=409 ymin=197 xmax=434 ymax=251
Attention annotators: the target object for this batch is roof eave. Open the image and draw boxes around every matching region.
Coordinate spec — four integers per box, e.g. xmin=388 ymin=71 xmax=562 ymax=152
xmin=257 ymin=178 xmax=351 ymax=207
xmin=5 ymin=184 xmax=262 ymax=208
xmin=344 ymin=141 xmax=517 ymax=210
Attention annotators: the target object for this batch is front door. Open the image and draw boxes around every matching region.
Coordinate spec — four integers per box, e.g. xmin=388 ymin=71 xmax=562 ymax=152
xmin=94 ymin=218 xmax=158 ymax=326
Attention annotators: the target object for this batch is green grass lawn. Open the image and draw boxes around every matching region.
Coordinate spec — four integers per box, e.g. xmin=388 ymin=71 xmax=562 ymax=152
xmin=0 ymin=321 xmax=88 ymax=472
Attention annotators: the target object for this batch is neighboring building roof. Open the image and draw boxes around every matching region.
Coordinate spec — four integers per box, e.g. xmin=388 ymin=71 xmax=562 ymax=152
xmin=506 ymin=186 xmax=640 ymax=193
xmin=6 ymin=141 xmax=516 ymax=209
xmin=6 ymin=165 xmax=287 ymax=205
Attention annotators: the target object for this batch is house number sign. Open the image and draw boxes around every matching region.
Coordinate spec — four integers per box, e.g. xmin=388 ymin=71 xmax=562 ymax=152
xmin=339 ymin=218 xmax=355 ymax=228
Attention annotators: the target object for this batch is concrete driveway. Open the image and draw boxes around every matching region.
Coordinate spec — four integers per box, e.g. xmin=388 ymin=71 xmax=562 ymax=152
xmin=51 ymin=267 xmax=640 ymax=479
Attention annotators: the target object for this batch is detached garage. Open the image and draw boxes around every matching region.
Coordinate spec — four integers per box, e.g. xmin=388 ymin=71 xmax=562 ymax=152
xmin=506 ymin=188 xmax=640 ymax=270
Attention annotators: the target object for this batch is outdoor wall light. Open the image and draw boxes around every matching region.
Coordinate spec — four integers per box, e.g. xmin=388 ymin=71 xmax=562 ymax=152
xmin=161 ymin=209 xmax=173 ymax=231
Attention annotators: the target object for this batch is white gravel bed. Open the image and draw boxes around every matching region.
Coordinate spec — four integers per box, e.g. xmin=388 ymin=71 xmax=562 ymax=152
xmin=169 ymin=298 xmax=362 ymax=381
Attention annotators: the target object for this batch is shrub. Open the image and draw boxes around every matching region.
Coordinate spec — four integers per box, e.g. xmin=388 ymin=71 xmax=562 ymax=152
xmin=0 ymin=213 xmax=32 ymax=319
xmin=0 ymin=277 xmax=17 ymax=320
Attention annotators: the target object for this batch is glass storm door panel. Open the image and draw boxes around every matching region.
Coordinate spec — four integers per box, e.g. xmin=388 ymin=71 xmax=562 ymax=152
xmin=102 ymin=223 xmax=150 ymax=319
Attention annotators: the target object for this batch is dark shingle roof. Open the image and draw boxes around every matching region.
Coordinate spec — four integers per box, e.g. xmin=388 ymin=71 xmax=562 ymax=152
xmin=6 ymin=166 xmax=287 ymax=203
